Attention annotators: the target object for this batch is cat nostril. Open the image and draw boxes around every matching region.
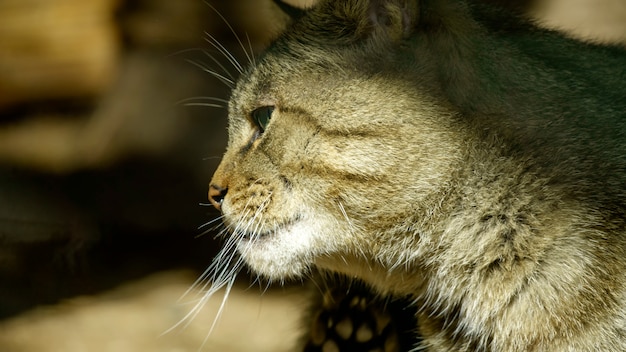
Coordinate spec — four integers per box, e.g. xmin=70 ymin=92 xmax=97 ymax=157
xmin=208 ymin=184 xmax=228 ymax=211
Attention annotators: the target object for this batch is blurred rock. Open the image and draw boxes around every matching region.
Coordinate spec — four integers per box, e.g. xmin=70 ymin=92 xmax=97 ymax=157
xmin=0 ymin=0 xmax=120 ymax=108
xmin=531 ymin=0 xmax=626 ymax=45
xmin=0 ymin=270 xmax=305 ymax=352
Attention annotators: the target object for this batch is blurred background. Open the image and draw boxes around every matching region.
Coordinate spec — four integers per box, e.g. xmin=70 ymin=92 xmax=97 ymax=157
xmin=0 ymin=0 xmax=623 ymax=351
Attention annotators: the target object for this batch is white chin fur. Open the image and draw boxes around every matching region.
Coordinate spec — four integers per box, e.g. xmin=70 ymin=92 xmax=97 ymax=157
xmin=236 ymin=217 xmax=323 ymax=280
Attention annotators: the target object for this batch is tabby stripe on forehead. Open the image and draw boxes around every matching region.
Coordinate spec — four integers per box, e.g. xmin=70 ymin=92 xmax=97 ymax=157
xmin=302 ymin=162 xmax=388 ymax=184
xmin=282 ymin=106 xmax=390 ymax=138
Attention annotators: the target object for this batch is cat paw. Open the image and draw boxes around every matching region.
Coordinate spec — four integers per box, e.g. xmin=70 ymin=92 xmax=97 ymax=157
xmin=303 ymin=280 xmax=418 ymax=352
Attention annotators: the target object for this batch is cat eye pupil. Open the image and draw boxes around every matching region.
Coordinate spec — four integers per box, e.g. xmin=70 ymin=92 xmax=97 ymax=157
xmin=252 ymin=106 xmax=274 ymax=132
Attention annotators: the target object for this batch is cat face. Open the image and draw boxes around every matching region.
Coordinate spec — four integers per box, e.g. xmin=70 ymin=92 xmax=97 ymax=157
xmin=208 ymin=0 xmax=465 ymax=283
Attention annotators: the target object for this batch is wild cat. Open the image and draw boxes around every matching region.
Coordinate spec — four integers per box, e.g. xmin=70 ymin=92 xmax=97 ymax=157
xmin=197 ymin=0 xmax=626 ymax=350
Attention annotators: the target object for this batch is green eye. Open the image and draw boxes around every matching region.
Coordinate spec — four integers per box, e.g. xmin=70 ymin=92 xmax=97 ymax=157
xmin=251 ymin=106 xmax=275 ymax=132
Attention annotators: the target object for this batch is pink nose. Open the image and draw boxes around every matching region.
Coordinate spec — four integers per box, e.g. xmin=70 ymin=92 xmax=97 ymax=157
xmin=208 ymin=184 xmax=228 ymax=211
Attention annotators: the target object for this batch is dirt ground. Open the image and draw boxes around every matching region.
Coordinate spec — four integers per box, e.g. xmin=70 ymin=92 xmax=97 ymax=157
xmin=0 ymin=270 xmax=306 ymax=352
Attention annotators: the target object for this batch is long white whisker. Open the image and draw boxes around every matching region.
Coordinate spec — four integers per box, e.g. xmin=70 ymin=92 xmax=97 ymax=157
xmin=204 ymin=2 xmax=254 ymax=66
xmin=205 ymin=274 xmax=237 ymax=336
xmin=168 ymin=216 xmax=247 ymax=336
xmin=205 ymin=33 xmax=244 ymax=74
xmin=198 ymin=215 xmax=225 ymax=230
xmin=245 ymin=32 xmax=256 ymax=66
xmin=177 ymin=96 xmax=229 ymax=109
xmin=196 ymin=224 xmax=226 ymax=239
xmin=169 ymin=180 xmax=275 ymax=348
xmin=186 ymin=59 xmax=235 ymax=88
xmin=201 ymin=48 xmax=237 ymax=80
xmin=180 ymin=96 xmax=230 ymax=104
xmin=168 ymin=255 xmax=243 ymax=336
xmin=184 ymin=102 xmax=225 ymax=109
xmin=164 ymin=47 xmax=205 ymax=59
xmin=195 ymin=224 xmax=223 ymax=239
xmin=162 ymin=255 xmax=236 ymax=334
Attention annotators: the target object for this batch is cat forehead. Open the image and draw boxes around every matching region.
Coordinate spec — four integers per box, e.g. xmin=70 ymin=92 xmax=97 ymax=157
xmin=231 ymin=44 xmax=350 ymax=103
xmin=229 ymin=2 xmax=412 ymax=108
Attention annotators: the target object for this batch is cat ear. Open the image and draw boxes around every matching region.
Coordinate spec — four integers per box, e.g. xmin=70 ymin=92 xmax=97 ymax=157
xmin=273 ymin=0 xmax=307 ymax=21
xmin=366 ymin=0 xmax=420 ymax=41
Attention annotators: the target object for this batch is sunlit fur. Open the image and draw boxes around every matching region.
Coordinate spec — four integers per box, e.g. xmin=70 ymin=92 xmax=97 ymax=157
xmin=206 ymin=0 xmax=625 ymax=350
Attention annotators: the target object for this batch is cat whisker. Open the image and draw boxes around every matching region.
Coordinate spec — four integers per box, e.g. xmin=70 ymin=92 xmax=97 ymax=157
xmin=181 ymin=235 xmax=234 ymax=299
xmin=182 ymin=96 xmax=230 ymax=104
xmin=177 ymin=96 xmax=229 ymax=109
xmin=196 ymin=224 xmax=222 ymax=239
xmin=196 ymin=213 xmax=227 ymax=239
xmin=169 ymin=212 xmax=256 ymax=338
xmin=186 ymin=60 xmax=235 ymax=89
xmin=183 ymin=240 xmax=235 ymax=299
xmin=191 ymin=272 xmax=240 ymax=333
xmin=200 ymin=48 xmax=237 ymax=80
xmin=163 ymin=256 xmax=240 ymax=335
xmin=204 ymin=34 xmax=244 ymax=74
xmin=204 ymin=2 xmax=254 ymax=67
xmin=245 ymin=32 xmax=256 ymax=67
xmin=257 ymin=276 xmax=273 ymax=296
xmin=212 ymin=248 xmax=241 ymax=281
xmin=185 ymin=59 xmax=235 ymax=88
xmin=211 ymin=226 xmax=229 ymax=241
xmin=172 ymin=185 xmax=273 ymax=342
xmin=197 ymin=215 xmax=225 ymax=230
xmin=183 ymin=102 xmax=225 ymax=109
xmin=210 ymin=269 xmax=237 ymax=327
xmin=164 ymin=47 xmax=207 ymax=59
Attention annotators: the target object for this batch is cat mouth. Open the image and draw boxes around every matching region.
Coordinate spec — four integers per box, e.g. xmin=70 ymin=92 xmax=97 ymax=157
xmin=232 ymin=213 xmax=319 ymax=280
xmin=237 ymin=215 xmax=302 ymax=242
xmin=239 ymin=230 xmax=273 ymax=241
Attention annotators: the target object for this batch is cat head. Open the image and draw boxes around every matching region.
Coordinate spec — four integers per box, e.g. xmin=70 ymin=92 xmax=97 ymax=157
xmin=208 ymin=0 xmax=465 ymax=284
